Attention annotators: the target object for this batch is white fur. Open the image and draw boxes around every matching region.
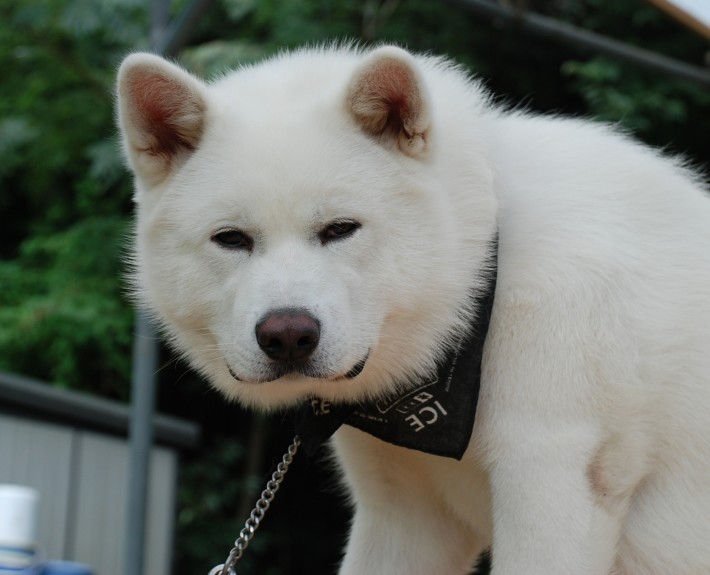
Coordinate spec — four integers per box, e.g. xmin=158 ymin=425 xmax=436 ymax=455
xmin=117 ymin=45 xmax=710 ymax=574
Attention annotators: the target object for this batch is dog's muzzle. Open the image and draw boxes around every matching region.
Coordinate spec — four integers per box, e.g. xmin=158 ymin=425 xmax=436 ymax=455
xmin=223 ymin=309 xmax=370 ymax=383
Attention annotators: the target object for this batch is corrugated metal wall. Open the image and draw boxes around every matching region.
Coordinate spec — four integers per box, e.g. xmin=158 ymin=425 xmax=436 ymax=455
xmin=0 ymin=413 xmax=177 ymax=575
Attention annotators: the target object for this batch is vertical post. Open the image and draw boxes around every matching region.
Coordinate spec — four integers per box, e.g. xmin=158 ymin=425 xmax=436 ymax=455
xmin=124 ymin=311 xmax=159 ymax=575
xmin=151 ymin=0 xmax=170 ymax=52
xmin=123 ymin=8 xmax=168 ymax=575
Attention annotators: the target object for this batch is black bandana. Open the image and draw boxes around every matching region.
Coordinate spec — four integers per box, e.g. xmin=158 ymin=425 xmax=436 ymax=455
xmin=296 ymin=236 xmax=498 ymax=460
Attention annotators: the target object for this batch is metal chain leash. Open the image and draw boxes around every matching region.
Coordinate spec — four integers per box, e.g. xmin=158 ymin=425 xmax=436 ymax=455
xmin=208 ymin=435 xmax=302 ymax=575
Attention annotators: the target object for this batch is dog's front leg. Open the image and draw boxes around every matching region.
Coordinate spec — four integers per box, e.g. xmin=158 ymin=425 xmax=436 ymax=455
xmin=339 ymin=501 xmax=481 ymax=575
xmin=485 ymin=426 xmax=622 ymax=575
xmin=334 ymin=427 xmax=486 ymax=575
xmin=480 ymin=300 xmax=633 ymax=575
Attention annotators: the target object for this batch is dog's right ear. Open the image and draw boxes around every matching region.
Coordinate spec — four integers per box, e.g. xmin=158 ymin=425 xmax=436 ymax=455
xmin=117 ymin=53 xmax=207 ymax=188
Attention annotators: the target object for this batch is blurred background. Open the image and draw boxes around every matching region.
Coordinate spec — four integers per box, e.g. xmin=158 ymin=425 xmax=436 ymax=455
xmin=0 ymin=1 xmax=708 ymax=574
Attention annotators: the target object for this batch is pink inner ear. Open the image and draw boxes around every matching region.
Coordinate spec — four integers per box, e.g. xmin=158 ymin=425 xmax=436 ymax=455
xmin=375 ymin=66 xmax=414 ymax=134
xmin=127 ymin=71 xmax=204 ymax=158
xmin=350 ymin=57 xmax=422 ymax=138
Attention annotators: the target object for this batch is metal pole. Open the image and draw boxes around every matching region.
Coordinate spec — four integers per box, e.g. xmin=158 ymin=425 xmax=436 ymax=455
xmin=124 ymin=1 xmax=169 ymax=573
xmin=150 ymin=0 xmax=170 ymax=53
xmin=124 ymin=310 xmax=159 ymax=575
xmin=157 ymin=0 xmax=216 ymax=57
xmin=445 ymin=0 xmax=710 ymax=89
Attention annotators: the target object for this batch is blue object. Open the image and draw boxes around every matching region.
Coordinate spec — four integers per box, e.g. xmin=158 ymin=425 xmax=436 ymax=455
xmin=41 ymin=562 xmax=94 ymax=575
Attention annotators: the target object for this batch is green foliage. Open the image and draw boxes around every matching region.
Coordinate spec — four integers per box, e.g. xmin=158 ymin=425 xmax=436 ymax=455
xmin=0 ymin=216 xmax=133 ymax=396
xmin=562 ymin=56 xmax=710 ymax=151
xmin=0 ymin=0 xmax=140 ymax=395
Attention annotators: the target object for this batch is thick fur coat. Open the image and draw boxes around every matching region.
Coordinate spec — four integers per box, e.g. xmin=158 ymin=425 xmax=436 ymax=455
xmin=117 ymin=45 xmax=710 ymax=574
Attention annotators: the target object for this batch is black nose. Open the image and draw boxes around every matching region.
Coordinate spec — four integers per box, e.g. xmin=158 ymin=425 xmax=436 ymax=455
xmin=255 ymin=309 xmax=320 ymax=362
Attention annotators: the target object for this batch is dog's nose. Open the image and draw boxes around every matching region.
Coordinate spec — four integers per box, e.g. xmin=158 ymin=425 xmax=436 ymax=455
xmin=255 ymin=309 xmax=320 ymax=362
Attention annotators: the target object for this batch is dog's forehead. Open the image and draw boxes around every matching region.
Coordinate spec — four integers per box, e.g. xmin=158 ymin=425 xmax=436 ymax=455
xmin=187 ymin=112 xmax=394 ymax=220
xmin=177 ymin=126 xmax=384 ymax=234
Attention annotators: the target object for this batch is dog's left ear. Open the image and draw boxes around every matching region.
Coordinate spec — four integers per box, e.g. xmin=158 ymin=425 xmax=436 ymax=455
xmin=347 ymin=46 xmax=430 ymax=158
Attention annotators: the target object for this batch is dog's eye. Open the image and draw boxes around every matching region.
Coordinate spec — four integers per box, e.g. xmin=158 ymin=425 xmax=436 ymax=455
xmin=320 ymin=221 xmax=361 ymax=244
xmin=211 ymin=229 xmax=254 ymax=251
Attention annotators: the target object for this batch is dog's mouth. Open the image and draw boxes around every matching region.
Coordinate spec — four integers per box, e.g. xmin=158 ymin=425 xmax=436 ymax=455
xmin=227 ymin=353 xmax=369 ymax=384
xmin=343 ymin=355 xmax=368 ymax=379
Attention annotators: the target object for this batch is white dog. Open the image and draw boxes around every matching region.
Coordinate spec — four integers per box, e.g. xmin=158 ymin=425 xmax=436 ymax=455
xmin=117 ymin=45 xmax=710 ymax=574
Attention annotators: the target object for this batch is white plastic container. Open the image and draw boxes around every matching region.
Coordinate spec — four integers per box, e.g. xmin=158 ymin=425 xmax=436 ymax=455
xmin=0 ymin=485 xmax=40 ymax=571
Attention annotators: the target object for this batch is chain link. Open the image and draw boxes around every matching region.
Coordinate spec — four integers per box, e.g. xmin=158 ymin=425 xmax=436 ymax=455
xmin=209 ymin=435 xmax=301 ymax=575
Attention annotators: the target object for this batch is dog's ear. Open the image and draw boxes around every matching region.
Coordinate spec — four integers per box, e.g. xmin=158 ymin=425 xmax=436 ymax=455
xmin=347 ymin=46 xmax=430 ymax=158
xmin=117 ymin=53 xmax=207 ymax=187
